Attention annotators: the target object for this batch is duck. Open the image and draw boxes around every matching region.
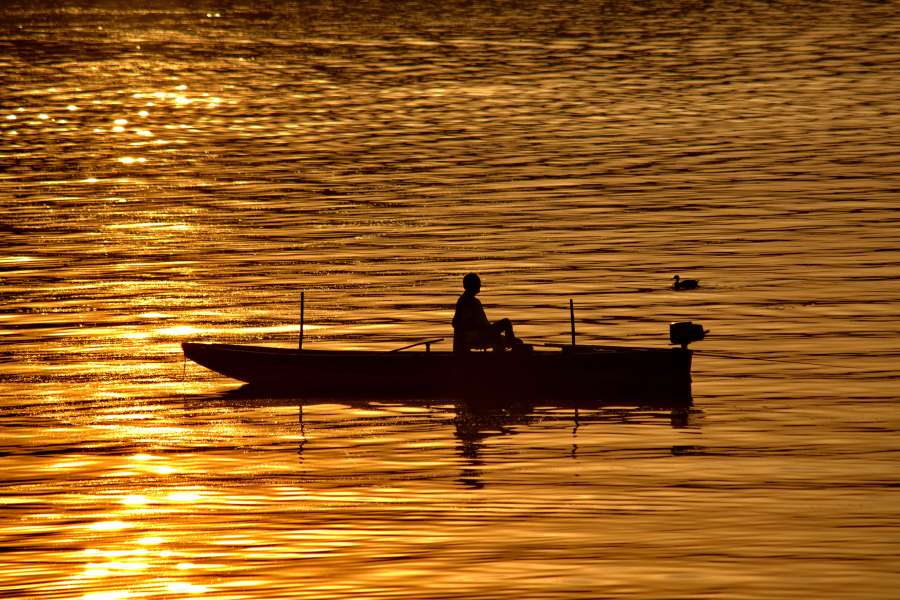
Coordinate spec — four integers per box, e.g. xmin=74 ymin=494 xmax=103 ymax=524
xmin=673 ymin=275 xmax=699 ymax=290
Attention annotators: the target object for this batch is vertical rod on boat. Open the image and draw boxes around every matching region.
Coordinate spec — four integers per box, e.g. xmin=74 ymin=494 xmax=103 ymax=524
xmin=299 ymin=291 xmax=305 ymax=351
xmin=569 ymin=298 xmax=576 ymax=347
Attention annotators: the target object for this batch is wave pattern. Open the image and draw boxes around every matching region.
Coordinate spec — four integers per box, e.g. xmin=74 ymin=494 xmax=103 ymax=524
xmin=2 ymin=1 xmax=900 ymax=598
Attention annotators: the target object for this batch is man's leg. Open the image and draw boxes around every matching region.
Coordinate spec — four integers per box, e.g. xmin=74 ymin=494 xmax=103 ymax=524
xmin=490 ymin=319 xmax=516 ymax=350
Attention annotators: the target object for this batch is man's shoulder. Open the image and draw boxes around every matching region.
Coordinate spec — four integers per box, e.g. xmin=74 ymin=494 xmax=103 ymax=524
xmin=457 ymin=293 xmax=482 ymax=307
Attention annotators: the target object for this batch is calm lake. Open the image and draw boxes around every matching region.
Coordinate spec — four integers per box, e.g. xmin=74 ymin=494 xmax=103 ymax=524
xmin=2 ymin=1 xmax=899 ymax=598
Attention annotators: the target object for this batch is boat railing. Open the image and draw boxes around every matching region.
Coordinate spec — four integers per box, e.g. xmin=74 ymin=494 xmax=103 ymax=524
xmin=542 ymin=343 xmax=672 ymax=353
xmin=389 ymin=338 xmax=445 ymax=353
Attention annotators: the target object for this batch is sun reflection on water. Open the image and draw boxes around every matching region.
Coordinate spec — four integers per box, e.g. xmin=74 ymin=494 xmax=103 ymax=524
xmin=62 ymin=469 xmax=225 ymax=598
xmin=88 ymin=520 xmax=132 ymax=532
xmin=83 ymin=592 xmax=133 ymax=600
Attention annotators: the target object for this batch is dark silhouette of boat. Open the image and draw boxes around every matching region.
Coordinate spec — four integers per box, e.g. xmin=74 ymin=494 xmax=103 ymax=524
xmin=182 ymin=334 xmax=700 ymax=404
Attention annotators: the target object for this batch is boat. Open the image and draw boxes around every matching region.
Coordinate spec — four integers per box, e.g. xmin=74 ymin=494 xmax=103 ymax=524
xmin=182 ymin=322 xmax=705 ymax=403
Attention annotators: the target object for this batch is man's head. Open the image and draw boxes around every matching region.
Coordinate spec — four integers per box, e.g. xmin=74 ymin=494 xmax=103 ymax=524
xmin=463 ymin=272 xmax=481 ymax=294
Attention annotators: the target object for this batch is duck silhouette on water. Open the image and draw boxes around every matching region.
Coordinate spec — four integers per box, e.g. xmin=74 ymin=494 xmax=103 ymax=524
xmin=673 ymin=275 xmax=699 ymax=290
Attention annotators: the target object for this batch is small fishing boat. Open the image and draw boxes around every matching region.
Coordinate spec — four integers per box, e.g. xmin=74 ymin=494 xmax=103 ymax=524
xmin=182 ymin=322 xmax=706 ymax=403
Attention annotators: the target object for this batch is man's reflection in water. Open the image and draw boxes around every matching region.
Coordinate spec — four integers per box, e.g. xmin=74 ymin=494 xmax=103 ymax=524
xmin=289 ymin=398 xmax=696 ymax=487
xmin=452 ymin=401 xmax=535 ymax=489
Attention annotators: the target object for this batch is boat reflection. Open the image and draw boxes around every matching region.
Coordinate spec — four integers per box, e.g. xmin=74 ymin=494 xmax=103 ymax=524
xmin=206 ymin=386 xmax=697 ymax=489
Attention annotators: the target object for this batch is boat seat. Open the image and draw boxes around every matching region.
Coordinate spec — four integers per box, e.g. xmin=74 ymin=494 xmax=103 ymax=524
xmin=453 ymin=330 xmax=494 ymax=353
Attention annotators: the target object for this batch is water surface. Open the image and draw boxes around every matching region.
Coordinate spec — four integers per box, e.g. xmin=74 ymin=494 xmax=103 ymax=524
xmin=2 ymin=1 xmax=900 ymax=598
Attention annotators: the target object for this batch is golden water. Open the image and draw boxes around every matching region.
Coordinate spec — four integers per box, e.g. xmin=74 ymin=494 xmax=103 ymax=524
xmin=2 ymin=1 xmax=900 ymax=598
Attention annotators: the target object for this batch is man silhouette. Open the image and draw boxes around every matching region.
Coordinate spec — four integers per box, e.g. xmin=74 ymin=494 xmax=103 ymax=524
xmin=452 ymin=273 xmax=523 ymax=353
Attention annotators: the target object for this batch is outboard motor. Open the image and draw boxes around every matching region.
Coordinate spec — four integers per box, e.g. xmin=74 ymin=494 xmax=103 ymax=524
xmin=670 ymin=321 xmax=707 ymax=349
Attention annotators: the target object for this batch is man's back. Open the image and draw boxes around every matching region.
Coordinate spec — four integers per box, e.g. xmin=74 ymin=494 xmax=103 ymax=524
xmin=452 ymin=292 xmax=489 ymax=334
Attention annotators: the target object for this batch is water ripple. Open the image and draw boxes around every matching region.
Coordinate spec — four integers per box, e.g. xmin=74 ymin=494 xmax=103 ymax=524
xmin=3 ymin=1 xmax=900 ymax=599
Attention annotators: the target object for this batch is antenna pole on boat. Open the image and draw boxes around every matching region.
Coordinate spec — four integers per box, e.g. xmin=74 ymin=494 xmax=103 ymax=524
xmin=299 ymin=291 xmax=305 ymax=351
xmin=569 ymin=298 xmax=576 ymax=347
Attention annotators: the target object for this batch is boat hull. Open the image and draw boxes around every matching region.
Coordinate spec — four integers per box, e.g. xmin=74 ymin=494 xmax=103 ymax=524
xmin=182 ymin=342 xmax=693 ymax=403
